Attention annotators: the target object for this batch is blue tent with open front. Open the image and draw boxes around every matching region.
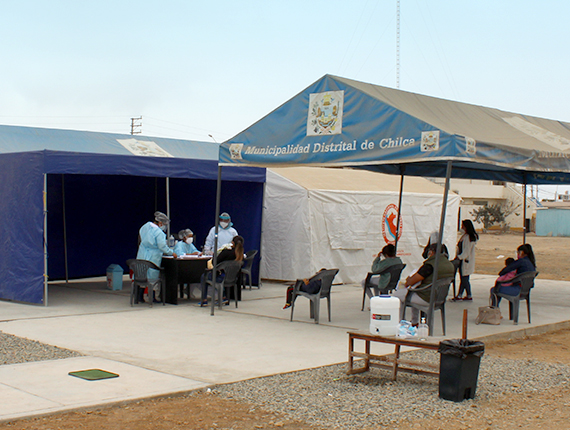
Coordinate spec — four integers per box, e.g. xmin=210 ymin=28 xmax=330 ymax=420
xmin=0 ymin=124 xmax=265 ymax=305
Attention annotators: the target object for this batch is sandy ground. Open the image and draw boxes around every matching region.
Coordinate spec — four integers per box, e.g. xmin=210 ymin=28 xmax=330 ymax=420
xmin=1 ymin=232 xmax=569 ymax=429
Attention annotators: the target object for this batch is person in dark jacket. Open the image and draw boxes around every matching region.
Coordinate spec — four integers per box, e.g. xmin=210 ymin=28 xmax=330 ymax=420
xmin=490 ymin=243 xmax=536 ymax=306
xmin=283 ymin=268 xmax=326 ymax=309
xmin=199 ymin=235 xmax=244 ymax=306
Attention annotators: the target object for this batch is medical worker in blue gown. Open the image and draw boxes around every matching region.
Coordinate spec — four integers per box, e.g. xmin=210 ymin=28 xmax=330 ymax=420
xmin=203 ymin=212 xmax=238 ymax=254
xmin=137 ymin=211 xmax=177 ymax=300
xmin=174 ymin=229 xmax=199 ymax=256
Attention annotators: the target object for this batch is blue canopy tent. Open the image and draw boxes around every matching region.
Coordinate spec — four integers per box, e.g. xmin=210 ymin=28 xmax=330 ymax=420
xmin=0 ymin=125 xmax=265 ymax=305
xmin=218 ymin=74 xmax=570 ymax=330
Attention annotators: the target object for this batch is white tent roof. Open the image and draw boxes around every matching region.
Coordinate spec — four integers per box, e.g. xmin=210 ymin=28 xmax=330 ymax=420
xmin=269 ymin=166 xmax=452 ymax=194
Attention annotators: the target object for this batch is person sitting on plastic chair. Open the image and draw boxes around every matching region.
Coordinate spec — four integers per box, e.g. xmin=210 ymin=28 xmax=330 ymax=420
xmin=136 ymin=211 xmax=177 ymax=302
xmin=361 ymin=243 xmax=403 ymax=296
xmin=391 ymin=243 xmax=454 ymax=325
xmin=199 ymin=235 xmax=245 ymax=306
xmin=283 ymin=268 xmax=326 ymax=309
xmin=490 ymin=244 xmax=536 ymax=306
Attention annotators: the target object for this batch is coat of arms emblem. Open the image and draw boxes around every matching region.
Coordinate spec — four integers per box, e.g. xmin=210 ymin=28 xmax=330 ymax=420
xmin=229 ymin=143 xmax=243 ymax=160
xmin=420 ymin=130 xmax=440 ymax=152
xmin=307 ymin=90 xmax=344 ymax=136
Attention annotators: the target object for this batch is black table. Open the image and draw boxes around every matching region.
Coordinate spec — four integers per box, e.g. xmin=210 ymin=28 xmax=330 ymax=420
xmin=161 ymin=256 xmax=210 ymax=305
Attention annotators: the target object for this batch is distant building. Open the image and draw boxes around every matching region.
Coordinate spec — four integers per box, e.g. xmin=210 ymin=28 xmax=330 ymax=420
xmin=557 ymin=191 xmax=570 ymax=202
xmin=429 ymin=178 xmax=540 ymax=232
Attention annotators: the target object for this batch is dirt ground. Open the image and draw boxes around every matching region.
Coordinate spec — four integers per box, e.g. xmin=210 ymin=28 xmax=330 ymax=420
xmin=2 ymin=232 xmax=569 ymax=430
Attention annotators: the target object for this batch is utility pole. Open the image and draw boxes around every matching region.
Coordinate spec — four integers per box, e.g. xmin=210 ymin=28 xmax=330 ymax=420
xmin=130 ymin=116 xmax=142 ymax=135
xmin=396 ymin=0 xmax=400 ymax=89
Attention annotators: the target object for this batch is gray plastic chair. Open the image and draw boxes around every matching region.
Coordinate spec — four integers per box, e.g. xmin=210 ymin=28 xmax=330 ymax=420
xmin=361 ymin=263 xmax=406 ymax=311
xmin=241 ymin=250 xmax=258 ymax=289
xmin=494 ymin=271 xmax=538 ymax=324
xmin=290 ymin=268 xmax=339 ymax=324
xmin=401 ymin=277 xmax=453 ymax=336
xmin=126 ymin=259 xmax=165 ymax=307
xmin=205 ymin=260 xmax=243 ymax=308
xmin=450 ymin=259 xmax=461 ymax=298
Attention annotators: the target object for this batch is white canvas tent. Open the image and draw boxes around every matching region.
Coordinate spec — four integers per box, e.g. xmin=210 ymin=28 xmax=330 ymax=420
xmin=262 ymin=167 xmax=460 ymax=283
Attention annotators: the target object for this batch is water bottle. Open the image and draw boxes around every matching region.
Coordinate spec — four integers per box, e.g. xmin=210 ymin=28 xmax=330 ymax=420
xmin=397 ymin=320 xmax=410 ymax=338
xmin=418 ymin=317 xmax=429 ymax=341
xmin=168 ymin=235 xmax=175 ymax=248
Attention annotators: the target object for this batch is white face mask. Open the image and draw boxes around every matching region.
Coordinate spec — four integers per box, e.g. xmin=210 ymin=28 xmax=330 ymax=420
xmin=220 ymin=221 xmax=229 ymax=229
xmin=159 ymin=224 xmax=167 ymax=232
xmin=185 ymin=237 xmax=193 ymax=245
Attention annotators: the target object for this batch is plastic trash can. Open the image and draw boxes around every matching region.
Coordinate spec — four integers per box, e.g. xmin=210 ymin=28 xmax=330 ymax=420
xmin=438 ymin=339 xmax=485 ymax=402
xmin=106 ymin=264 xmax=124 ymax=291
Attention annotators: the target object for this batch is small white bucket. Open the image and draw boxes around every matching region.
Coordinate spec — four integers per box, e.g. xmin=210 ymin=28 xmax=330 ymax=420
xmin=369 ymin=295 xmax=400 ymax=336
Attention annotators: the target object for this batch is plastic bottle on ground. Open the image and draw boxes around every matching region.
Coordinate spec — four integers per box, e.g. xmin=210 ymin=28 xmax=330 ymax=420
xmin=418 ymin=317 xmax=429 ymax=341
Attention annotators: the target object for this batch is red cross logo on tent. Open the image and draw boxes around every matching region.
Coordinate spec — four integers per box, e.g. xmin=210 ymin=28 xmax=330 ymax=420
xmin=381 ymin=204 xmax=403 ymax=245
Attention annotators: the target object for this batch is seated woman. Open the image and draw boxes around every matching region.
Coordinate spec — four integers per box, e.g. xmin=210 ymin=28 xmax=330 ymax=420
xmin=362 ymin=244 xmax=403 ymax=296
xmin=173 ymin=229 xmax=200 ymax=256
xmin=199 ymin=235 xmax=244 ymax=306
xmin=391 ymin=243 xmax=454 ymax=325
xmin=490 ymin=244 xmax=536 ymax=306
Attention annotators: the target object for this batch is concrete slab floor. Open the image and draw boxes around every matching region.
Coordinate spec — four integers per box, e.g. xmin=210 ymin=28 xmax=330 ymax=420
xmin=0 ymin=274 xmax=569 ymax=422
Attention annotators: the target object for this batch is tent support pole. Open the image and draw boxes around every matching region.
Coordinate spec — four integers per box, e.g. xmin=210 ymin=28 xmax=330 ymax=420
xmin=430 ymin=161 xmax=453 ymax=336
xmin=62 ymin=175 xmax=69 ymax=283
xmin=395 ymin=166 xmax=405 ymax=253
xmin=258 ymin=180 xmax=267 ymax=288
xmin=43 ymin=174 xmax=48 ymax=306
xmin=154 ymin=178 xmax=158 ymax=212
xmin=166 ymin=177 xmax=171 ymax=238
xmin=523 ymin=177 xmax=527 ymax=243
xmin=211 ymin=165 xmax=222 ymax=316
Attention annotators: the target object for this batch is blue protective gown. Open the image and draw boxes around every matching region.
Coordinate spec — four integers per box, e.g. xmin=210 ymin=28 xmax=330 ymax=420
xmin=136 ymin=221 xmax=173 ymax=279
xmin=173 ymin=240 xmax=199 ymax=256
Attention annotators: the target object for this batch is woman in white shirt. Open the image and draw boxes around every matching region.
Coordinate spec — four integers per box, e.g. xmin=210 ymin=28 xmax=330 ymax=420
xmin=452 ymin=219 xmax=478 ymax=301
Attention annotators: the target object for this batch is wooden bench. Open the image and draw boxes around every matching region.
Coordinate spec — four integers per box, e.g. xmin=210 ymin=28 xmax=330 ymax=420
xmin=347 ymin=331 xmax=441 ymax=381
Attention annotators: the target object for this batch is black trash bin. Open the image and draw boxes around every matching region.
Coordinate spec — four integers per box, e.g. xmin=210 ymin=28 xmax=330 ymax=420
xmin=438 ymin=339 xmax=485 ymax=402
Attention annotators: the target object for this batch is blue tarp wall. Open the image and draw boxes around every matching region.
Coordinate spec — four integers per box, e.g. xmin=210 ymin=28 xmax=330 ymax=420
xmin=0 ymin=148 xmax=265 ymax=305
xmin=535 ymin=208 xmax=570 ymax=237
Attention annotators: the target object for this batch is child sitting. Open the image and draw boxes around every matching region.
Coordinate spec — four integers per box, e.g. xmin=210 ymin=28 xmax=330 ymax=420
xmin=495 ymin=257 xmax=516 ymax=286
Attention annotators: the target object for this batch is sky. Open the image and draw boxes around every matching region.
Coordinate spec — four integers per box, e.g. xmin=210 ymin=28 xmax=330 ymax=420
xmin=1 ymin=0 xmax=569 ymax=199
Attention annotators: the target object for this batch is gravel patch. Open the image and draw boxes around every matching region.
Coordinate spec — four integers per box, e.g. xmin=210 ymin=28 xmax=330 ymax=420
xmin=2 ymin=330 xmax=569 ymax=429
xmin=214 ymin=349 xmax=570 ymax=429
xmin=0 ymin=330 xmax=83 ymax=365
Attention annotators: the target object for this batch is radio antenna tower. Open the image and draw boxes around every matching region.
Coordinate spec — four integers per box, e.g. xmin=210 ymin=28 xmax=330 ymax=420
xmin=396 ymin=0 xmax=400 ymax=88
xmin=130 ymin=116 xmax=142 ymax=135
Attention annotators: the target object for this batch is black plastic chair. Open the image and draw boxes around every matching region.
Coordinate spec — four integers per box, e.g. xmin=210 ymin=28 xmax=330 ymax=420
xmin=241 ymin=250 xmax=258 ymax=290
xmin=494 ymin=271 xmax=538 ymax=324
xmin=126 ymin=259 xmax=165 ymax=308
xmin=290 ymin=268 xmax=339 ymax=324
xmin=361 ymin=263 xmax=406 ymax=311
xmin=205 ymin=260 xmax=243 ymax=308
xmin=401 ymin=277 xmax=453 ymax=336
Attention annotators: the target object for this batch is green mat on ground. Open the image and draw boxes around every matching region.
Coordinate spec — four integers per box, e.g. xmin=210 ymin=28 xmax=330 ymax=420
xmin=68 ymin=369 xmax=119 ymax=381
